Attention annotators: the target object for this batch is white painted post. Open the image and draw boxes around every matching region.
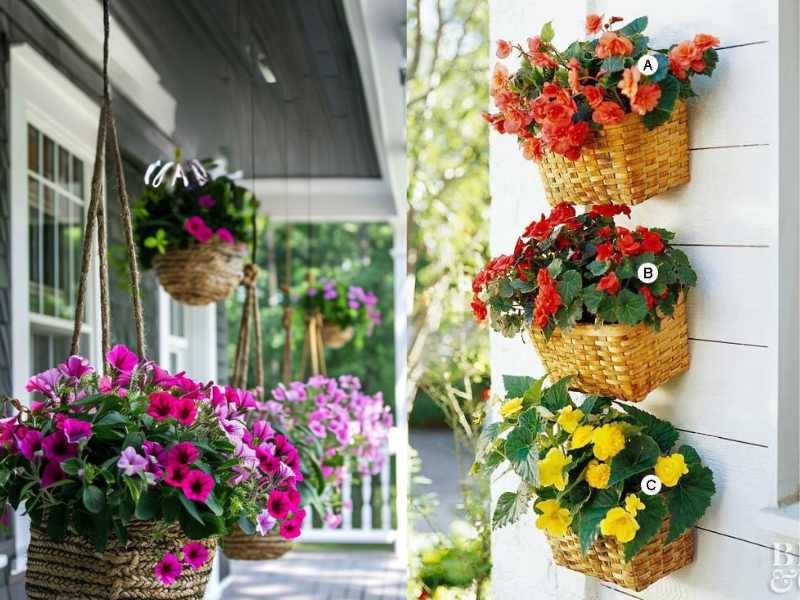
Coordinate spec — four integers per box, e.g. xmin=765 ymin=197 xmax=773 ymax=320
xmin=361 ymin=472 xmax=373 ymax=530
xmin=341 ymin=466 xmax=353 ymax=530
xmin=380 ymin=454 xmax=391 ymax=531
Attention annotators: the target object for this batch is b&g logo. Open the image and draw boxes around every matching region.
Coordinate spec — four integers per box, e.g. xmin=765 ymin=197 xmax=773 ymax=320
xmin=770 ymin=544 xmax=800 ymax=594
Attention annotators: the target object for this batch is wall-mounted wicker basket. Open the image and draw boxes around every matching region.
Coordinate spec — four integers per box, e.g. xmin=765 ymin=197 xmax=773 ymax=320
xmin=529 ymin=295 xmax=689 ymax=402
xmin=26 ymin=523 xmax=215 ymax=599
xmin=154 ymin=240 xmax=245 ymax=306
xmin=221 ymin=528 xmax=293 ymax=561
xmin=322 ymin=323 xmax=355 ymax=349
xmin=537 ymin=101 xmax=689 ymax=207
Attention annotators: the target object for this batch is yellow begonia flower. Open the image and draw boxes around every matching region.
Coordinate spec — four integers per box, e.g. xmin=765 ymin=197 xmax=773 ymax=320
xmin=600 ymin=506 xmax=640 ymax=543
xmin=556 ymin=406 xmax=584 ymax=434
xmin=535 ymin=499 xmax=573 ymax=537
xmin=592 ymin=424 xmax=626 ymax=461
xmin=585 ymin=460 xmax=611 ymax=489
xmin=500 ymin=397 xmax=523 ymax=419
xmin=539 ymin=447 xmax=572 ymax=491
xmin=654 ymin=453 xmax=689 ymax=487
xmin=571 ymin=425 xmax=595 ymax=449
xmin=624 ymin=494 xmax=646 ymax=516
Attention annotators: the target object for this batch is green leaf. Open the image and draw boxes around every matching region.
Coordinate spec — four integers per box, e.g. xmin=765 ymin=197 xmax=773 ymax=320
xmin=522 ymin=376 xmax=546 ymax=405
xmin=179 ymin=494 xmax=206 ymax=525
xmin=505 ymin=409 xmax=539 ymax=484
xmin=493 ymin=487 xmax=531 ymax=529
xmin=664 ymin=460 xmax=715 ymax=543
xmin=540 ymin=21 xmax=555 ymax=43
xmin=579 ymin=395 xmax=611 ymax=416
xmin=587 ymin=260 xmax=609 ymax=277
xmin=578 ymin=486 xmax=622 ymax=554
xmin=601 ymin=56 xmax=626 ymax=73
xmin=650 ymin=53 xmax=670 ymax=82
xmin=204 ymin=492 xmax=224 ymax=517
xmin=608 ymin=434 xmax=660 ymax=486
xmin=701 ymin=48 xmax=719 ymax=76
xmin=678 ymin=444 xmax=702 ymax=465
xmin=94 ymin=411 xmax=126 ymax=427
xmin=616 ymin=257 xmax=635 ymax=280
xmin=557 ymin=270 xmax=582 ymax=306
xmin=548 ymin=257 xmax=563 ymax=278
xmin=499 ymin=279 xmax=514 ymax=298
xmin=555 ymin=298 xmax=583 ymax=331
xmin=623 ymin=494 xmax=667 ymax=561
xmin=583 ymin=286 xmax=605 ymax=314
xmin=60 ymin=458 xmax=83 ymax=476
xmin=238 ymin=514 xmax=256 ymax=535
xmin=642 ymin=75 xmax=679 ymax=129
xmin=503 ymin=375 xmax=536 ymax=399
xmin=615 ymin=289 xmax=648 ymax=325
xmin=616 ymin=403 xmax=679 ymax=453
xmin=135 ymin=490 xmax=161 ymax=520
xmin=618 ymin=16 xmax=648 ymax=37
xmin=82 ymin=485 xmax=106 ymax=514
xmin=541 ymin=377 xmax=571 ymax=413
xmin=47 ymin=504 xmax=68 ymax=543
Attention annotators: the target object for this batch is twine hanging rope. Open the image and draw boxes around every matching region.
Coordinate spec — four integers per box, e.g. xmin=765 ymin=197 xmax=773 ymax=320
xmin=71 ymin=0 xmax=146 ymax=366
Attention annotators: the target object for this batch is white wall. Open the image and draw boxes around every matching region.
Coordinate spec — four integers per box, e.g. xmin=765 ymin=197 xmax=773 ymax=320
xmin=488 ymin=2 xmax=799 ymax=599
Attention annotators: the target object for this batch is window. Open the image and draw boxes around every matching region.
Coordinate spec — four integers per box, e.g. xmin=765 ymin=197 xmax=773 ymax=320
xmin=167 ymin=296 xmax=188 ymax=372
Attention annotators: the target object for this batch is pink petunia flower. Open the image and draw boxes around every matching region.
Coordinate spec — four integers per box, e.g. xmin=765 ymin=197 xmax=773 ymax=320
xmin=216 ymin=228 xmax=235 ymax=245
xmin=40 ymin=461 xmax=65 ymax=488
xmin=106 ymin=345 xmax=138 ymax=374
xmin=41 ymin=431 xmax=77 ymax=463
xmin=58 ymin=355 xmax=93 ymax=380
xmin=147 ymin=392 xmax=175 ymax=421
xmin=165 ymin=464 xmax=190 ymax=488
xmin=267 ymin=490 xmax=291 ymax=519
xmin=182 ymin=542 xmax=209 ymax=570
xmin=256 ymin=509 xmax=277 ymax=536
xmin=63 ymin=418 xmax=92 ymax=444
xmin=279 ymin=516 xmax=303 ymax=539
xmin=117 ymin=446 xmax=148 ymax=476
xmin=25 ymin=368 xmax=62 ymax=399
xmin=182 ymin=469 xmax=214 ymax=502
xmin=170 ymin=397 xmax=197 ymax=426
xmin=17 ymin=429 xmax=42 ymax=460
xmin=154 ymin=553 xmax=182 ymax=586
xmin=168 ymin=442 xmax=199 ymax=466
xmin=197 ymin=195 xmax=216 ymax=209
xmin=324 ymin=512 xmax=343 ymax=529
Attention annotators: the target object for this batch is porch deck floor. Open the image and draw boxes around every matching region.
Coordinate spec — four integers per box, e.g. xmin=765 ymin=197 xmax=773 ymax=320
xmin=224 ymin=548 xmax=407 ymax=600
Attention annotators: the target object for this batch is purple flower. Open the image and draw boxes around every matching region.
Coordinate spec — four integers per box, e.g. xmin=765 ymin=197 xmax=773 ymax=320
xmin=25 ymin=368 xmax=62 ymax=399
xmin=58 ymin=355 xmax=93 ymax=380
xmin=17 ymin=429 xmax=42 ymax=460
xmin=117 ymin=446 xmax=148 ymax=476
xmin=42 ymin=431 xmax=77 ymax=463
xmin=106 ymin=345 xmax=138 ymax=374
xmin=197 ymin=195 xmax=216 ymax=209
xmin=63 ymin=418 xmax=92 ymax=444
xmin=256 ymin=509 xmax=277 ymax=536
xmin=40 ymin=461 xmax=65 ymax=488
xmin=308 ymin=419 xmax=326 ymax=439
xmin=154 ymin=553 xmax=182 ymax=586
xmin=307 ymin=287 xmax=318 ymax=297
xmin=348 ymin=300 xmax=360 ymax=309
xmin=216 ymin=228 xmax=235 ymax=245
xmin=323 ymin=289 xmax=338 ymax=300
xmin=324 ymin=512 xmax=343 ymax=529
xmin=182 ymin=542 xmax=209 ymax=570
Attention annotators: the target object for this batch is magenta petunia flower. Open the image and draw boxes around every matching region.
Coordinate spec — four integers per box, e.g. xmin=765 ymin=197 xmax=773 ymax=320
xmin=117 ymin=446 xmax=148 ymax=476
xmin=267 ymin=490 xmax=291 ymax=519
xmin=147 ymin=392 xmax=175 ymax=421
xmin=63 ymin=418 xmax=92 ymax=444
xmin=195 ymin=225 xmax=213 ymax=243
xmin=287 ymin=487 xmax=302 ymax=509
xmin=106 ymin=344 xmax=138 ymax=374
xmin=165 ymin=463 xmax=190 ymax=488
xmin=58 ymin=355 xmax=93 ymax=380
xmin=256 ymin=509 xmax=277 ymax=536
xmin=40 ymin=461 xmax=65 ymax=488
xmin=182 ymin=469 xmax=214 ymax=502
xmin=25 ymin=368 xmax=62 ymax=399
xmin=182 ymin=542 xmax=209 ymax=570
xmin=279 ymin=516 xmax=303 ymax=539
xmin=41 ymin=431 xmax=77 ymax=463
xmin=170 ymin=397 xmax=197 ymax=426
xmin=17 ymin=429 xmax=42 ymax=460
xmin=256 ymin=446 xmax=281 ymax=475
xmin=168 ymin=442 xmax=199 ymax=466
xmin=215 ymin=228 xmax=235 ymax=245
xmin=154 ymin=553 xmax=182 ymax=586
xmin=197 ymin=195 xmax=215 ymax=209
xmin=184 ymin=216 xmax=206 ymax=237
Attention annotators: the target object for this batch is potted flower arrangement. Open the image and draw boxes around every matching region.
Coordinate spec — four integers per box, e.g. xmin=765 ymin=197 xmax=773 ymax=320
xmin=471 ymin=203 xmax=696 ymax=402
xmin=486 ymin=15 xmax=720 ymax=205
xmin=263 ymin=375 xmax=394 ymax=527
xmin=133 ymin=166 xmax=255 ymax=306
xmin=1 ymin=345 xmax=304 ymax=598
xmin=294 ymin=278 xmax=382 ymax=349
xmin=473 ymin=375 xmax=715 ymax=591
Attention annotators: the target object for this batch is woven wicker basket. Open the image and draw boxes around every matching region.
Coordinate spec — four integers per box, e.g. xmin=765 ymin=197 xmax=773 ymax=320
xmin=547 ymin=519 xmax=694 ymax=592
xmin=153 ymin=240 xmax=245 ymax=306
xmin=529 ymin=295 xmax=689 ymax=402
xmin=322 ymin=324 xmax=354 ymax=349
xmin=221 ymin=528 xmax=293 ymax=561
xmin=537 ymin=101 xmax=689 ymax=207
xmin=26 ymin=522 xmax=215 ymax=599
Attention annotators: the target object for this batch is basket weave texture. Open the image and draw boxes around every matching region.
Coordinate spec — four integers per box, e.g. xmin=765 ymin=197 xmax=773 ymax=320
xmin=153 ymin=240 xmax=245 ymax=306
xmin=547 ymin=519 xmax=694 ymax=592
xmin=529 ymin=296 xmax=689 ymax=402
xmin=322 ymin=324 xmax=354 ymax=349
xmin=537 ymin=100 xmax=689 ymax=207
xmin=26 ymin=523 xmax=215 ymax=599
xmin=221 ymin=528 xmax=293 ymax=561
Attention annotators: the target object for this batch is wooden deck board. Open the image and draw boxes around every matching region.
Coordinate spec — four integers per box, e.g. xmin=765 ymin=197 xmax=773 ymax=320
xmin=224 ymin=549 xmax=406 ymax=599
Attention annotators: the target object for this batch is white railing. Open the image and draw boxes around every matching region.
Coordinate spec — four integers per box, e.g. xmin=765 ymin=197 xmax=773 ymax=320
xmin=300 ymin=434 xmax=398 ymax=544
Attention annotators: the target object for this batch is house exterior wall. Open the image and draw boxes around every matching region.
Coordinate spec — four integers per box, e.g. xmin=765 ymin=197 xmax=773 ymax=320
xmin=488 ymin=2 xmax=798 ymax=599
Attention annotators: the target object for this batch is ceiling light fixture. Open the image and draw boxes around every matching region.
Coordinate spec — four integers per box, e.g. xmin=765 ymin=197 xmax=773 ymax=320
xmin=257 ymin=54 xmax=277 ymax=84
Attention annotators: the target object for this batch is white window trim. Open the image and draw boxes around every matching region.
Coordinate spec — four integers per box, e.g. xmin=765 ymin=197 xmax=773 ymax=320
xmin=9 ymin=42 xmax=102 ymax=570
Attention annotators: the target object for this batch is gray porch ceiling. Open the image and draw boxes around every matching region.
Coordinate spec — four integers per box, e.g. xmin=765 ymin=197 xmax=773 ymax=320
xmin=110 ymin=0 xmax=381 ymax=180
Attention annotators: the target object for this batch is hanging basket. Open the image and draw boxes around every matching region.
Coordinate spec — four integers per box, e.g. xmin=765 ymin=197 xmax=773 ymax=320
xmin=537 ymin=101 xmax=689 ymax=207
xmin=153 ymin=240 xmax=245 ymax=306
xmin=529 ymin=295 xmax=689 ymax=402
xmin=26 ymin=522 xmax=215 ymax=599
xmin=322 ymin=323 xmax=354 ymax=349
xmin=546 ymin=519 xmax=694 ymax=592
xmin=221 ymin=528 xmax=293 ymax=561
